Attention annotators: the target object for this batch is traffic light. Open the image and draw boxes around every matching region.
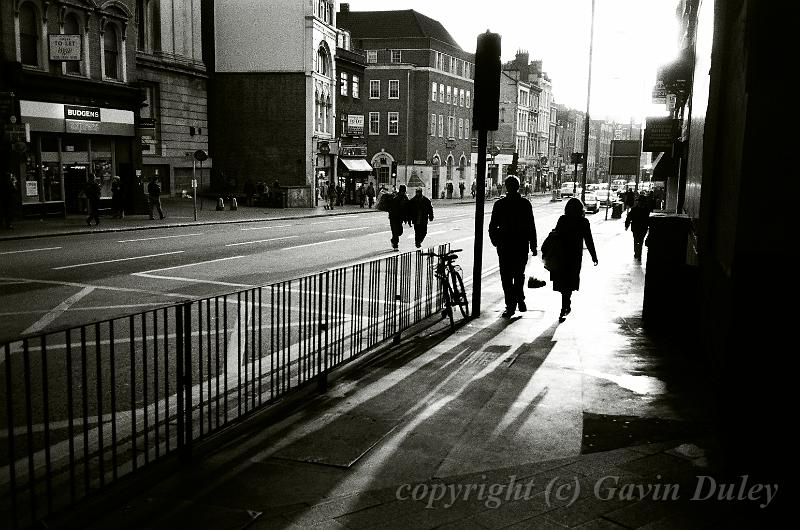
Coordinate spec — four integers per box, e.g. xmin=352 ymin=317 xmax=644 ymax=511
xmin=472 ymin=31 xmax=501 ymax=131
xmin=507 ymin=152 xmax=519 ymax=176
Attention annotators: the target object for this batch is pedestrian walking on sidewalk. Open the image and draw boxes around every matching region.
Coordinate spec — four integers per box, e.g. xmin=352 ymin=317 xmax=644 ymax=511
xmin=471 ymin=181 xmax=476 ymax=199
xmin=625 ymin=195 xmax=651 ymax=261
xmin=388 ymin=184 xmax=410 ymax=251
xmin=550 ymin=197 xmax=598 ymax=322
xmin=488 ymin=176 xmax=538 ymax=318
xmin=85 ymin=174 xmax=102 ymax=227
xmin=148 ymin=175 xmax=165 ymax=220
xmin=408 ymin=188 xmax=434 ymax=248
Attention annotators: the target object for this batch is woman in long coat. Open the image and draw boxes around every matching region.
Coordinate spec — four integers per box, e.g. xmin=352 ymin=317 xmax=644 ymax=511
xmin=549 ymin=197 xmax=598 ymax=321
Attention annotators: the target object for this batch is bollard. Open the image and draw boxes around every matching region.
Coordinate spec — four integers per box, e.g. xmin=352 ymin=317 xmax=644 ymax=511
xmin=230 ymin=197 xmax=238 ymax=211
xmin=216 ymin=197 xmax=225 ymax=211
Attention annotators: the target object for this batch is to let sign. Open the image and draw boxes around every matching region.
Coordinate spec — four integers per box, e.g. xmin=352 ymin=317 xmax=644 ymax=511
xmin=49 ymin=35 xmax=81 ymax=61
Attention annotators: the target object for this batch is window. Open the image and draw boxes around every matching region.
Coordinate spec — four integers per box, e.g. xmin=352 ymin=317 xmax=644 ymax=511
xmin=369 ymin=80 xmax=380 ymax=99
xmin=388 ymin=80 xmax=399 ymax=99
xmin=63 ymin=14 xmax=83 ymax=75
xmin=340 ymin=72 xmax=348 ymax=96
xmin=438 ymin=115 xmax=444 ymax=137
xmin=388 ymin=112 xmax=399 ymax=135
xmin=316 ymin=46 xmax=329 ymax=75
xmin=466 ymin=91 xmax=471 ymax=108
xmin=465 ymin=119 xmax=470 ymax=139
xmin=446 ymin=86 xmax=451 ymax=104
xmin=459 ymin=89 xmax=465 ymax=107
xmin=431 ymin=82 xmax=437 ymax=101
xmin=103 ymin=24 xmax=120 ymax=80
xmin=369 ymin=112 xmax=379 ymax=135
xmin=352 ymin=75 xmax=359 ymax=98
xmin=458 ymin=118 xmax=463 ymax=139
xmin=438 ymin=85 xmax=444 ymax=103
xmin=19 ymin=2 xmax=40 ymax=67
xmin=391 ymin=50 xmax=401 ymax=63
xmin=136 ymin=0 xmax=160 ymax=52
xmin=448 ymin=116 xmax=455 ymax=138
xmin=366 ymin=50 xmax=377 ymax=63
xmin=431 ymin=114 xmax=437 ymax=136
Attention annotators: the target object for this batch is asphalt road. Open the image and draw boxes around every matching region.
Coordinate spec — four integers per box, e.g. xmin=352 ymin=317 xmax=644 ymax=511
xmin=0 ymin=198 xmax=573 ymax=343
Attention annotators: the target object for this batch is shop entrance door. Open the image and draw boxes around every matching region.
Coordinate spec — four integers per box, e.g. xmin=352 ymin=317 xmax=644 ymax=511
xmin=64 ymin=164 xmax=88 ymax=214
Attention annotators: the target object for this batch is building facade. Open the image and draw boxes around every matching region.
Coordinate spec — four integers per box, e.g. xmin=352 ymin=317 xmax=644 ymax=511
xmin=1 ymin=0 xmax=143 ymax=217
xmin=337 ymin=6 xmax=474 ymax=200
xmin=206 ymin=0 xmax=338 ymax=207
xmin=135 ymin=0 xmax=210 ymax=199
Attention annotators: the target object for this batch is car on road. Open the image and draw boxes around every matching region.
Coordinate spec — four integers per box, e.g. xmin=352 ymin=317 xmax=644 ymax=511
xmin=594 ymin=189 xmax=613 ymax=206
xmin=560 ymin=181 xmax=579 ymax=197
xmin=583 ymin=192 xmax=599 ymax=213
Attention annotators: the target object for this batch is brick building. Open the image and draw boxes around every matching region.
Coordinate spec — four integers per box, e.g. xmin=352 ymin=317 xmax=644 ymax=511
xmin=337 ymin=5 xmax=475 ymax=200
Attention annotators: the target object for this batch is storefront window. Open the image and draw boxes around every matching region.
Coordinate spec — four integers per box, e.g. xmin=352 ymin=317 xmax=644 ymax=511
xmin=23 ymin=152 xmax=41 ymax=203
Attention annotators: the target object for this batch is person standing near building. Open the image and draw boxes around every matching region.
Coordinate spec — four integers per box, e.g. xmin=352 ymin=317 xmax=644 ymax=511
xmin=148 ymin=175 xmax=165 ymax=220
xmin=327 ymin=180 xmax=337 ymax=210
xmin=471 ymin=181 xmax=476 ymax=199
xmin=408 ymin=188 xmax=434 ymax=248
xmin=366 ymin=182 xmax=376 ymax=208
xmin=111 ymin=175 xmax=124 ymax=219
xmin=548 ymin=197 xmax=598 ymax=322
xmin=488 ymin=176 xmax=538 ymax=318
xmin=459 ymin=181 xmax=465 ymax=199
xmin=85 ymin=174 xmax=102 ymax=226
xmin=1 ymin=172 xmax=18 ymax=229
xmin=625 ymin=195 xmax=651 ymax=261
xmin=388 ymin=184 xmax=410 ymax=251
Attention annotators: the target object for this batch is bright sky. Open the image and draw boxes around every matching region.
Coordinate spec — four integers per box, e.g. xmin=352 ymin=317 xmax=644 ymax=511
xmin=342 ymin=0 xmax=680 ymax=123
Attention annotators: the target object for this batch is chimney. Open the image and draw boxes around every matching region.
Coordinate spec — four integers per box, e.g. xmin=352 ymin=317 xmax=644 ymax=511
xmin=341 ymin=3 xmax=350 ymax=13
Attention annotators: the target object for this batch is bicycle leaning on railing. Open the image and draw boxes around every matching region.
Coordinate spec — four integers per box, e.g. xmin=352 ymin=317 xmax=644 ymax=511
xmin=422 ymin=248 xmax=470 ymax=330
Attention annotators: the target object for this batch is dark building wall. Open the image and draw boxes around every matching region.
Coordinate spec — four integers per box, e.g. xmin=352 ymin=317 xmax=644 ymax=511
xmin=210 ymin=73 xmax=306 ymax=191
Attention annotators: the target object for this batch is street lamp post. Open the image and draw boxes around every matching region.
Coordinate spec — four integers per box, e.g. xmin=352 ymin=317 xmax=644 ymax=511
xmin=580 ymin=0 xmax=596 ymax=204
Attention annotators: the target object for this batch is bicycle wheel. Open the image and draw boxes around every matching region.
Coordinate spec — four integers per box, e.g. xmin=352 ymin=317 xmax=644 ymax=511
xmin=441 ymin=279 xmax=456 ymax=330
xmin=448 ymin=267 xmax=469 ymax=319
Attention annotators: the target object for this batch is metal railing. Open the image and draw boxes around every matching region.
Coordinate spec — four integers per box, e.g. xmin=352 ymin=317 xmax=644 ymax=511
xmin=0 ymin=245 xmax=449 ymax=529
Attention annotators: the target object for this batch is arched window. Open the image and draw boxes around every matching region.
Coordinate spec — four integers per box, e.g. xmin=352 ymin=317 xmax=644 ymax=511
xmin=446 ymin=156 xmax=454 ymax=181
xmin=19 ymin=2 xmax=40 ymax=66
xmin=103 ymin=24 xmax=120 ymax=79
xmin=316 ymin=46 xmax=328 ymax=76
xmin=64 ymin=14 xmax=82 ymax=75
xmin=459 ymin=156 xmax=467 ymax=179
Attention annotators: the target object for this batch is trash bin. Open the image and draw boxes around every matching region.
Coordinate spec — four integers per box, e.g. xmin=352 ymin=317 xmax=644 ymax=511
xmin=611 ymin=202 xmax=623 ymax=219
xmin=642 ymin=213 xmax=695 ymax=327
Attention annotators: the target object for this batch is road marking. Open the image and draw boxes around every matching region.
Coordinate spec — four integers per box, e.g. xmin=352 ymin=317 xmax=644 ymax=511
xmin=134 ymin=274 xmax=256 ymax=288
xmin=240 ymin=224 xmax=293 ymax=231
xmin=0 ymin=246 xmax=62 ymax=255
xmin=0 ymin=276 xmax=190 ymax=298
xmin=135 ymin=255 xmax=245 ymax=274
xmin=53 ymin=251 xmax=185 ymax=270
xmin=21 ymin=286 xmax=95 ymax=335
xmin=326 ymin=226 xmax=370 ymax=233
xmin=226 ymin=235 xmax=298 ymax=247
xmin=118 ymin=233 xmax=204 ymax=243
xmin=282 ymin=238 xmax=346 ymax=250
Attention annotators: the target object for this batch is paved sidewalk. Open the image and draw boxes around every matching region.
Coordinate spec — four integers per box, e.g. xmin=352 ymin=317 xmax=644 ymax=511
xmin=48 ymin=217 xmax=784 ymax=530
xmin=0 ymin=193 xmax=520 ymax=242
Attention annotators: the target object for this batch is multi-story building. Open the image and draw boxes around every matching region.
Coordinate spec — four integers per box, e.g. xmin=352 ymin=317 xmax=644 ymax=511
xmin=135 ymin=0 xmax=210 ymax=198
xmin=1 ymin=0 xmax=143 ymax=217
xmin=334 ymin=28 xmax=369 ymax=204
xmin=337 ymin=5 xmax=474 ymax=200
xmin=205 ymin=0 xmax=339 ymax=207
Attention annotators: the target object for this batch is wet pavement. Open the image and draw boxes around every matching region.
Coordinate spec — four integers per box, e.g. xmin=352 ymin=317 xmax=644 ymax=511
xmin=4 ymin=195 xmax=785 ymax=529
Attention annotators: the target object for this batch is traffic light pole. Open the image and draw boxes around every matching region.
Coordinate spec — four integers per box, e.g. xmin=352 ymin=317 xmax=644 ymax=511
xmin=472 ymin=128 xmax=488 ymax=318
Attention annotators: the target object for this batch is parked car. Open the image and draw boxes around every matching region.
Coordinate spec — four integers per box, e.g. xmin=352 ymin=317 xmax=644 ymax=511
xmin=583 ymin=192 xmax=599 ymax=213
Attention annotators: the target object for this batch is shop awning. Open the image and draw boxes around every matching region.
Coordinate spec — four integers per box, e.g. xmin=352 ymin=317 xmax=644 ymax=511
xmin=340 ymin=158 xmax=373 ymax=172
